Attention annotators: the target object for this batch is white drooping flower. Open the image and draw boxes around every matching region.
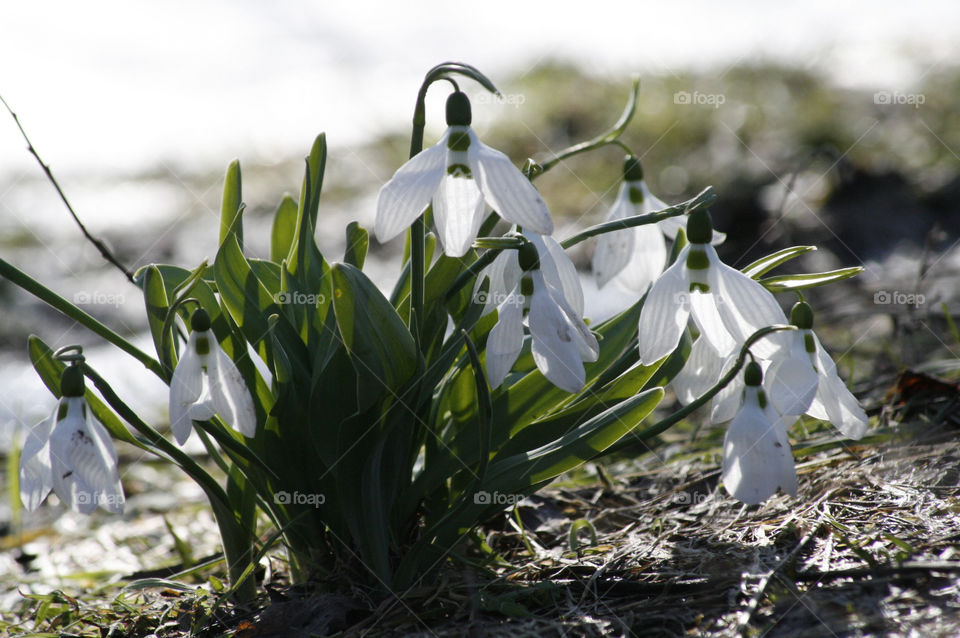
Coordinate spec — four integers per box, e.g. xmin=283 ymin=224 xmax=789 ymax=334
xmin=637 ymin=209 xmax=788 ymax=366
xmin=20 ymin=364 xmax=125 ymax=514
xmin=375 ymin=91 xmax=553 ymax=257
xmin=169 ymin=308 xmax=256 ymax=445
xmin=593 ymin=156 xmax=724 ymax=294
xmin=721 ymin=361 xmax=798 ymax=505
xmin=711 ymin=302 xmax=868 ymax=440
xmin=477 ymin=231 xmax=598 ymax=393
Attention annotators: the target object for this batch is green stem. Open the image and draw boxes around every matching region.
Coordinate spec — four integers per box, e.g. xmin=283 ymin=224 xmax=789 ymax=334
xmin=561 ymin=186 xmax=716 ymax=249
xmin=0 ymin=258 xmax=165 ymax=378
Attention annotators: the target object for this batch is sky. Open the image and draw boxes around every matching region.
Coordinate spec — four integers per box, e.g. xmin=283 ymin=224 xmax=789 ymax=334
xmin=1 ymin=0 xmax=958 ymax=176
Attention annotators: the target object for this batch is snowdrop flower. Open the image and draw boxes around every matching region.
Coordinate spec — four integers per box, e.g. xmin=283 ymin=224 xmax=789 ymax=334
xmin=169 ymin=308 xmax=256 ymax=445
xmin=479 ymin=232 xmax=598 ymax=392
xmin=20 ymin=362 xmax=124 ymax=514
xmin=711 ymin=302 xmax=868 ymax=439
xmin=722 ymin=361 xmax=798 ymax=505
xmin=592 ymin=157 xmax=724 ymax=294
xmin=376 ymin=91 xmax=553 ymax=257
xmin=637 ymin=209 xmax=788 ymax=366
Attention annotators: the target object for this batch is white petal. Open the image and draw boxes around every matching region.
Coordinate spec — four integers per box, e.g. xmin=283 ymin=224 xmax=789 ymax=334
xmin=592 ymin=186 xmax=635 ymax=289
xmin=710 ymin=353 xmax=744 ymax=423
xmin=471 ymin=133 xmax=553 ymax=235
xmin=210 ymin=345 xmax=258 ymax=438
xmin=475 ymin=250 xmax=521 ymax=314
xmin=527 ymin=231 xmax=584 ymax=317
xmin=689 ymin=291 xmax=737 ymax=356
xmin=808 ymin=335 xmax=868 ymax=439
xmin=614 ymin=222 xmax=667 ymax=295
xmin=169 ymin=334 xmax=204 ymax=445
xmin=432 ymin=172 xmax=486 ymax=257
xmin=50 ymin=398 xmax=123 ymax=514
xmin=638 ymin=246 xmax=691 ymax=364
xmin=766 ymin=333 xmax=818 ymax=416
xmin=671 ymin=337 xmax=722 ymax=405
xmin=528 ymin=273 xmax=586 ymax=393
xmin=708 ymin=246 xmax=789 ymax=358
xmin=485 ymin=289 xmax=525 ymax=388
xmin=374 ymin=138 xmax=447 ymax=243
xmin=722 ymin=393 xmax=797 ymax=505
xmin=19 ymin=414 xmax=55 ymax=511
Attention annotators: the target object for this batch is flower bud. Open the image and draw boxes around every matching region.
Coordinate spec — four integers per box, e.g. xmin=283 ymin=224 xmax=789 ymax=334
xmin=744 ymin=360 xmax=763 ymax=387
xmin=517 ymin=241 xmax=540 ymax=272
xmin=446 ymin=91 xmax=472 ymax=126
xmin=622 ymin=155 xmax=644 ymax=182
xmin=60 ymin=364 xmax=86 ymax=398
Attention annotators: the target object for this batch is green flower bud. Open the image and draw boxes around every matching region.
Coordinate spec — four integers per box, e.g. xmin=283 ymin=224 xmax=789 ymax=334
xmin=446 ymin=91 xmax=472 ymax=126
xmin=686 ymin=209 xmax=713 ymax=244
xmin=191 ymin=308 xmax=212 ymax=332
xmin=790 ymin=301 xmax=814 ymax=330
xmin=60 ymin=364 xmax=86 ymax=398
xmin=744 ymin=360 xmax=763 ymax=387
xmin=623 ymin=155 xmax=644 ymax=182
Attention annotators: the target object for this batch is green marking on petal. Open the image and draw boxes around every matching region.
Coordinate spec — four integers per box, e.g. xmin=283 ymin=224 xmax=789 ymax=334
xmin=757 ymin=390 xmax=767 ymax=409
xmin=520 ymin=275 xmax=534 ymax=297
xmin=196 ymin=336 xmax=210 ymax=356
xmin=686 ymin=248 xmax=710 ymax=271
xmin=804 ymin=332 xmax=816 ymax=354
xmin=689 ymin=281 xmax=710 ymax=293
xmin=57 ymin=400 xmax=69 ymax=421
xmin=446 ymin=164 xmax=472 ymax=178
xmin=447 ymin=130 xmax=471 ymax=152
xmin=628 ymin=185 xmax=645 ymax=204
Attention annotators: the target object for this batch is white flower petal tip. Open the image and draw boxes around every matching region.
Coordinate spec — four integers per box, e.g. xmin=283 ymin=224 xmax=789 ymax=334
xmin=19 ymin=415 xmax=55 ymax=511
xmin=473 ymin=136 xmax=553 ymax=235
xmin=374 ymin=141 xmax=446 ymax=243
xmin=484 ymin=291 xmax=525 ymax=389
xmin=637 ymin=247 xmax=690 ymax=364
xmin=528 ymin=271 xmax=595 ymax=394
xmin=169 ymin=328 xmax=258 ymax=444
xmin=722 ymin=391 xmax=798 ymax=505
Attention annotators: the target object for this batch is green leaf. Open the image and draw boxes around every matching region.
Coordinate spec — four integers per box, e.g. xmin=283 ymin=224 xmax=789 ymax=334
xmin=742 ymin=245 xmax=817 ymax=279
xmin=142 ymin=265 xmax=175 ymax=378
xmin=760 ymin=267 xmax=863 ymax=292
xmin=330 ymin=263 xmax=419 ymax=409
xmin=219 ymin=160 xmax=243 ymax=250
xmin=270 ymin=195 xmax=299 ymax=263
xmin=344 ymin=221 xmax=369 ymax=269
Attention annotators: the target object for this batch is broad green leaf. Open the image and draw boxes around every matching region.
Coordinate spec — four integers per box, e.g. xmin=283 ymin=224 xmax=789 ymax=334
xmin=219 ymin=160 xmax=243 ymax=250
xmin=743 ymin=245 xmax=817 ymax=279
xmin=270 ymin=195 xmax=298 ymax=263
xmin=330 ymin=263 xmax=419 ymax=409
xmin=344 ymin=221 xmax=369 ymax=269
xmin=760 ymin=267 xmax=863 ymax=292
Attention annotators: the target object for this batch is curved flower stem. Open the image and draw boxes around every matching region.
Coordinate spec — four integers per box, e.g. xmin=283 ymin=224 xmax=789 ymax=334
xmin=0 ymin=257 xmax=165 ymax=378
xmin=631 ymin=324 xmax=798 ymax=442
xmin=561 ymin=186 xmax=716 ymax=248
xmin=407 ymin=63 xmax=500 ymax=348
xmin=533 ymin=78 xmax=640 ymax=177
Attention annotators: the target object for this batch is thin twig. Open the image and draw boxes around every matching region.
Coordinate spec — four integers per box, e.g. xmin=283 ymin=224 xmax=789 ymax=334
xmin=0 ymin=94 xmax=136 ymax=284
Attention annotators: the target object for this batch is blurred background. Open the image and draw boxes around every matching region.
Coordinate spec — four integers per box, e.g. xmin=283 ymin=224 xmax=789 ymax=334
xmin=1 ymin=0 xmax=959 ymax=448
